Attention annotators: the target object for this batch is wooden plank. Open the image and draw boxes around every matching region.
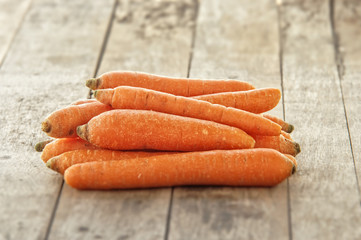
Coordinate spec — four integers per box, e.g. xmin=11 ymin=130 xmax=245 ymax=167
xmin=333 ymin=0 xmax=361 ymax=198
xmin=280 ymin=0 xmax=361 ymax=239
xmin=168 ymin=1 xmax=289 ymax=239
xmin=0 ymin=1 xmax=114 ymax=239
xmin=0 ymin=0 xmax=31 ymax=66
xmin=48 ymin=1 xmax=197 ymax=239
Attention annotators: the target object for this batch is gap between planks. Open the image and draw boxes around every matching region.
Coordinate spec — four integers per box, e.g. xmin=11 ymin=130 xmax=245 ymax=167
xmin=43 ymin=1 xmax=118 ymax=239
xmin=329 ymin=0 xmax=361 ymax=205
xmin=0 ymin=0 xmax=33 ymax=69
xmin=276 ymin=2 xmax=293 ymax=240
xmin=164 ymin=2 xmax=200 ymax=239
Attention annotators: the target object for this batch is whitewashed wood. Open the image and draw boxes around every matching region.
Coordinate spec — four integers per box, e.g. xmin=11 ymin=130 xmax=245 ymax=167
xmin=49 ymin=1 xmax=197 ymax=239
xmin=280 ymin=0 xmax=361 ymax=239
xmin=0 ymin=0 xmax=114 ymax=239
xmin=334 ymin=0 xmax=361 ymax=198
xmin=168 ymin=1 xmax=289 ymax=239
xmin=0 ymin=0 xmax=31 ymax=66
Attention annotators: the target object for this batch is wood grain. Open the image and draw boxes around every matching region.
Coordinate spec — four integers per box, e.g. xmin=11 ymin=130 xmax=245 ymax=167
xmin=333 ymin=0 xmax=361 ymax=199
xmin=0 ymin=0 xmax=114 ymax=239
xmin=48 ymin=0 xmax=197 ymax=239
xmin=168 ymin=0 xmax=289 ymax=239
xmin=0 ymin=0 xmax=31 ymax=66
xmin=280 ymin=0 xmax=361 ymax=239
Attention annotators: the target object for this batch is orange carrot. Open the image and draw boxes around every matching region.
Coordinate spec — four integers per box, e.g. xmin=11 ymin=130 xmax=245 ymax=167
xmin=262 ymin=114 xmax=294 ymax=133
xmin=41 ymin=138 xmax=98 ymax=163
xmin=41 ymin=101 xmax=112 ymax=138
xmin=252 ymin=134 xmax=300 ymax=156
xmin=281 ymin=131 xmax=293 ymax=141
xmin=193 ymin=88 xmax=281 ymax=114
xmin=70 ymin=99 xmax=97 ymax=105
xmin=284 ymin=154 xmax=298 ymax=168
xmin=34 ymin=139 xmax=53 ymax=152
xmin=64 ymin=149 xmax=295 ymax=190
xmin=86 ymin=71 xmax=255 ymax=96
xmin=76 ymin=110 xmax=255 ymax=151
xmin=94 ymin=86 xmax=281 ymax=136
xmin=47 ymin=149 xmax=174 ymax=174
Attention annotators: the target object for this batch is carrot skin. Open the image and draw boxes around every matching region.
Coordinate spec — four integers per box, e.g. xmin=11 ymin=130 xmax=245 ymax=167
xmin=86 ymin=71 xmax=255 ymax=96
xmin=77 ymin=110 xmax=255 ymax=151
xmin=262 ymin=114 xmax=294 ymax=133
xmin=281 ymin=131 xmax=293 ymax=141
xmin=42 ymin=101 xmax=112 ymax=138
xmin=193 ymin=88 xmax=281 ymax=114
xmin=252 ymin=134 xmax=300 ymax=156
xmin=47 ymin=149 xmax=174 ymax=174
xmin=64 ymin=149 xmax=295 ymax=190
xmin=41 ymin=138 xmax=98 ymax=163
xmin=95 ymin=86 xmax=281 ymax=136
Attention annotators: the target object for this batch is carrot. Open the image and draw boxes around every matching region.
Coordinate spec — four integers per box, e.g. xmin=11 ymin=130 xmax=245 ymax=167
xmin=47 ymin=149 xmax=174 ymax=174
xmin=252 ymin=134 xmax=300 ymax=156
xmin=76 ymin=110 xmax=255 ymax=151
xmin=262 ymin=114 xmax=294 ymax=133
xmin=41 ymin=101 xmax=112 ymax=138
xmin=94 ymin=86 xmax=281 ymax=136
xmin=34 ymin=139 xmax=53 ymax=152
xmin=41 ymin=137 xmax=98 ymax=163
xmin=281 ymin=131 xmax=293 ymax=141
xmin=193 ymin=88 xmax=281 ymax=114
xmin=86 ymin=71 xmax=255 ymax=96
xmin=70 ymin=99 xmax=97 ymax=105
xmin=284 ymin=154 xmax=298 ymax=168
xmin=64 ymin=148 xmax=295 ymax=190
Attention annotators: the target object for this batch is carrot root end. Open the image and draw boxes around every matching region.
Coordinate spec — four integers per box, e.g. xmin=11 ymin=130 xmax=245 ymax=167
xmin=287 ymin=124 xmax=294 ymax=133
xmin=41 ymin=120 xmax=51 ymax=133
xmin=86 ymin=78 xmax=100 ymax=90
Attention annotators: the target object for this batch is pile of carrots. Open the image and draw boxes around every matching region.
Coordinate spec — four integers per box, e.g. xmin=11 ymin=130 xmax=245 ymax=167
xmin=35 ymin=71 xmax=300 ymax=190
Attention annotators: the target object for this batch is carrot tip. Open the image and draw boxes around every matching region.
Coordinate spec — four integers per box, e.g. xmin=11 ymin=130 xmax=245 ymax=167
xmin=86 ymin=78 xmax=100 ymax=90
xmin=34 ymin=140 xmax=52 ymax=152
xmin=287 ymin=124 xmax=294 ymax=133
xmin=295 ymin=142 xmax=301 ymax=155
xmin=292 ymin=164 xmax=296 ymax=174
xmin=76 ymin=124 xmax=88 ymax=141
xmin=41 ymin=120 xmax=51 ymax=133
xmin=46 ymin=157 xmax=58 ymax=171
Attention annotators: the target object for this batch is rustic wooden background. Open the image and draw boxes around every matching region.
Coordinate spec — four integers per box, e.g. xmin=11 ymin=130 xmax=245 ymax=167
xmin=1 ymin=0 xmax=361 ymax=239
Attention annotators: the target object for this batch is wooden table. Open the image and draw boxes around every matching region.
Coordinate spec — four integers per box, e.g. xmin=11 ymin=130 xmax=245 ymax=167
xmin=1 ymin=0 xmax=361 ymax=239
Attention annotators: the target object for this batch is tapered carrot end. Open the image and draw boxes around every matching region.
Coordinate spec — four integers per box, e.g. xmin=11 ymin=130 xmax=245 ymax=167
xmin=295 ymin=142 xmax=301 ymax=155
xmin=77 ymin=124 xmax=89 ymax=142
xmin=94 ymin=89 xmax=113 ymax=106
xmin=34 ymin=140 xmax=53 ymax=152
xmin=292 ymin=164 xmax=296 ymax=174
xmin=46 ymin=157 xmax=56 ymax=169
xmin=287 ymin=124 xmax=294 ymax=133
xmin=86 ymin=78 xmax=100 ymax=90
xmin=41 ymin=120 xmax=51 ymax=133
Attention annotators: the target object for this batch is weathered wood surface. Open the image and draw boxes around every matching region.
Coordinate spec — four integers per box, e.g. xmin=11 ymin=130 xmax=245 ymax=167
xmin=48 ymin=1 xmax=197 ymax=239
xmin=1 ymin=0 xmax=361 ymax=239
xmin=0 ymin=0 xmax=31 ymax=66
xmin=168 ymin=0 xmax=289 ymax=239
xmin=333 ymin=0 xmax=361 ymax=197
xmin=280 ymin=0 xmax=361 ymax=239
xmin=0 ymin=0 xmax=114 ymax=239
